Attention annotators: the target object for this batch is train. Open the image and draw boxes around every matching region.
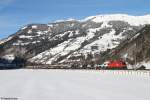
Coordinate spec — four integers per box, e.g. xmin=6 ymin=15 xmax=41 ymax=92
xmin=98 ymin=60 xmax=127 ymax=70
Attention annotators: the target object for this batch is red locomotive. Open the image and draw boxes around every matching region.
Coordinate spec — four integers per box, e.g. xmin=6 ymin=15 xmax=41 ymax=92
xmin=98 ymin=60 xmax=127 ymax=69
xmin=107 ymin=60 xmax=127 ymax=69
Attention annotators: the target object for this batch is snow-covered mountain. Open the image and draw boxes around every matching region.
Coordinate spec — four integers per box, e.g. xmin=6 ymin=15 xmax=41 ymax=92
xmin=0 ymin=14 xmax=150 ymax=67
xmin=83 ymin=14 xmax=150 ymax=26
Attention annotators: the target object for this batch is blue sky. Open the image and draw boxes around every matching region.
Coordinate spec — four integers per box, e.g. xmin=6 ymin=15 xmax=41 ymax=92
xmin=0 ymin=0 xmax=150 ymax=39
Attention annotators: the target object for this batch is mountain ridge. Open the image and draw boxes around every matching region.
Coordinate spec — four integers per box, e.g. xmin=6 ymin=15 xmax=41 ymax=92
xmin=0 ymin=14 xmax=150 ymax=68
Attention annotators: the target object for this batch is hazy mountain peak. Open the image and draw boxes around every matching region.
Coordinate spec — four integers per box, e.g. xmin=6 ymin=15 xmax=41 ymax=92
xmin=82 ymin=14 xmax=150 ymax=26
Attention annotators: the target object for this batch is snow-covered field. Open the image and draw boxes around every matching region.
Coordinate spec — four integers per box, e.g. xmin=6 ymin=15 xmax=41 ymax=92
xmin=0 ymin=69 xmax=150 ymax=100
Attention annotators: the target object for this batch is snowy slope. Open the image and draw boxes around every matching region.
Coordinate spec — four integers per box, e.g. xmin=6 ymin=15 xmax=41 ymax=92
xmin=29 ymin=22 xmax=140 ymax=64
xmin=29 ymin=15 xmax=150 ymax=64
xmin=1 ymin=14 xmax=150 ymax=66
xmin=112 ymin=25 xmax=150 ymax=68
xmin=0 ymin=70 xmax=150 ymax=100
xmin=0 ymin=36 xmax=13 ymax=44
xmin=83 ymin=14 xmax=150 ymax=26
